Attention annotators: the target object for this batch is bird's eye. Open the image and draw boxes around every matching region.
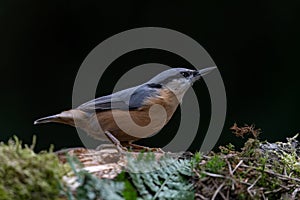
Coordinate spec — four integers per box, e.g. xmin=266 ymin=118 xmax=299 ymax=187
xmin=180 ymin=71 xmax=190 ymax=78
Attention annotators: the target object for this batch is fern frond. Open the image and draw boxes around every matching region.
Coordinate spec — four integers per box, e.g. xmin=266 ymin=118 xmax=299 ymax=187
xmin=126 ymin=153 xmax=194 ymax=200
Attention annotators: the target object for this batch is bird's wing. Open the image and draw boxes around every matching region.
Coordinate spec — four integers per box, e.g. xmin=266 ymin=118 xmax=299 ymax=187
xmin=77 ymin=84 xmax=161 ymax=112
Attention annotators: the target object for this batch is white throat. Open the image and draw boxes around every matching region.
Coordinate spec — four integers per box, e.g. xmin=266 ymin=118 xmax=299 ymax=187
xmin=164 ymin=78 xmax=191 ymax=103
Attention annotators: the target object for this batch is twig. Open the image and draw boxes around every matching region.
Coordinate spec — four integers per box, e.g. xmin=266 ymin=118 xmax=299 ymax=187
xmin=239 ymin=180 xmax=252 ymax=186
xmin=232 ymin=160 xmax=243 ymax=174
xmin=247 ymin=175 xmax=261 ymax=197
xmin=202 ymin=171 xmax=225 ymax=178
xmin=264 ymin=170 xmax=300 ymax=182
xmin=284 ymin=166 xmax=287 ymax=176
xmin=265 ymin=187 xmax=283 ymax=194
xmin=262 ymin=192 xmax=266 ymax=200
xmin=212 ymin=182 xmax=225 ymax=200
xmin=195 ymin=193 xmax=209 ymax=200
xmin=212 ymin=180 xmax=227 ymax=200
xmin=292 ymin=187 xmax=300 ymax=200
xmin=193 ymin=168 xmax=201 ymax=178
xmin=227 ymin=160 xmax=233 ymax=175
xmin=226 ymin=188 xmax=230 ymax=200
xmin=241 ymin=163 xmax=300 ymax=182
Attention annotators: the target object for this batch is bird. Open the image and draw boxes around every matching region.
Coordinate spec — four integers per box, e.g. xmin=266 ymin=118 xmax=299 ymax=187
xmin=34 ymin=67 xmax=216 ymax=151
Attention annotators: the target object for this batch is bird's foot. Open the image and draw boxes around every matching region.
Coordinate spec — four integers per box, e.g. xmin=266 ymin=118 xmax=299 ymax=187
xmin=127 ymin=142 xmax=164 ymax=153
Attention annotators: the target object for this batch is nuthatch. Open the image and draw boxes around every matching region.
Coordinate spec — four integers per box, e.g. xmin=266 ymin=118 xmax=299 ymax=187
xmin=34 ymin=67 xmax=216 ymax=151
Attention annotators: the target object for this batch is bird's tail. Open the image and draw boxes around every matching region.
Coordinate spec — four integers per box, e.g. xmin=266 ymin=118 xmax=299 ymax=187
xmin=34 ymin=110 xmax=76 ymax=126
xmin=34 ymin=115 xmax=59 ymax=124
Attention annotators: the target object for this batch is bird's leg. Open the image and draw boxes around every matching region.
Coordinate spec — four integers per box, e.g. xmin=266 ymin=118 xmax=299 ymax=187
xmin=127 ymin=141 xmax=164 ymax=153
xmin=104 ymin=131 xmax=127 ymax=152
xmin=103 ymin=131 xmax=163 ymax=153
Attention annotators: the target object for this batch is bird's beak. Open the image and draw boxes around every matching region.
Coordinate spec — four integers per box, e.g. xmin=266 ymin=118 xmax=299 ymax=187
xmin=192 ymin=66 xmax=217 ymax=82
xmin=197 ymin=66 xmax=217 ymax=76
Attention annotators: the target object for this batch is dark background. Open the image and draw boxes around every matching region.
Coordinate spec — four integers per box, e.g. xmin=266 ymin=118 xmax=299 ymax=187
xmin=0 ymin=1 xmax=299 ymax=151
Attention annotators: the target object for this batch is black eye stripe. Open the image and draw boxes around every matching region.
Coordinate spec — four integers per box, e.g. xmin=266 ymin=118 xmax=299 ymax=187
xmin=180 ymin=71 xmax=190 ymax=78
xmin=147 ymin=83 xmax=162 ymax=88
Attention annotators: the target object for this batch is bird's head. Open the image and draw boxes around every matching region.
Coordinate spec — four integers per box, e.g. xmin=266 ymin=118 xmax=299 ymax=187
xmin=147 ymin=67 xmax=217 ymax=102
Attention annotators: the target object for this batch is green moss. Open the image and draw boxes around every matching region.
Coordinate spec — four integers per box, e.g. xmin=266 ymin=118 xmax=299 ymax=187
xmin=0 ymin=136 xmax=68 ymax=200
xmin=190 ymin=151 xmax=201 ymax=169
xmin=205 ymin=155 xmax=225 ymax=174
